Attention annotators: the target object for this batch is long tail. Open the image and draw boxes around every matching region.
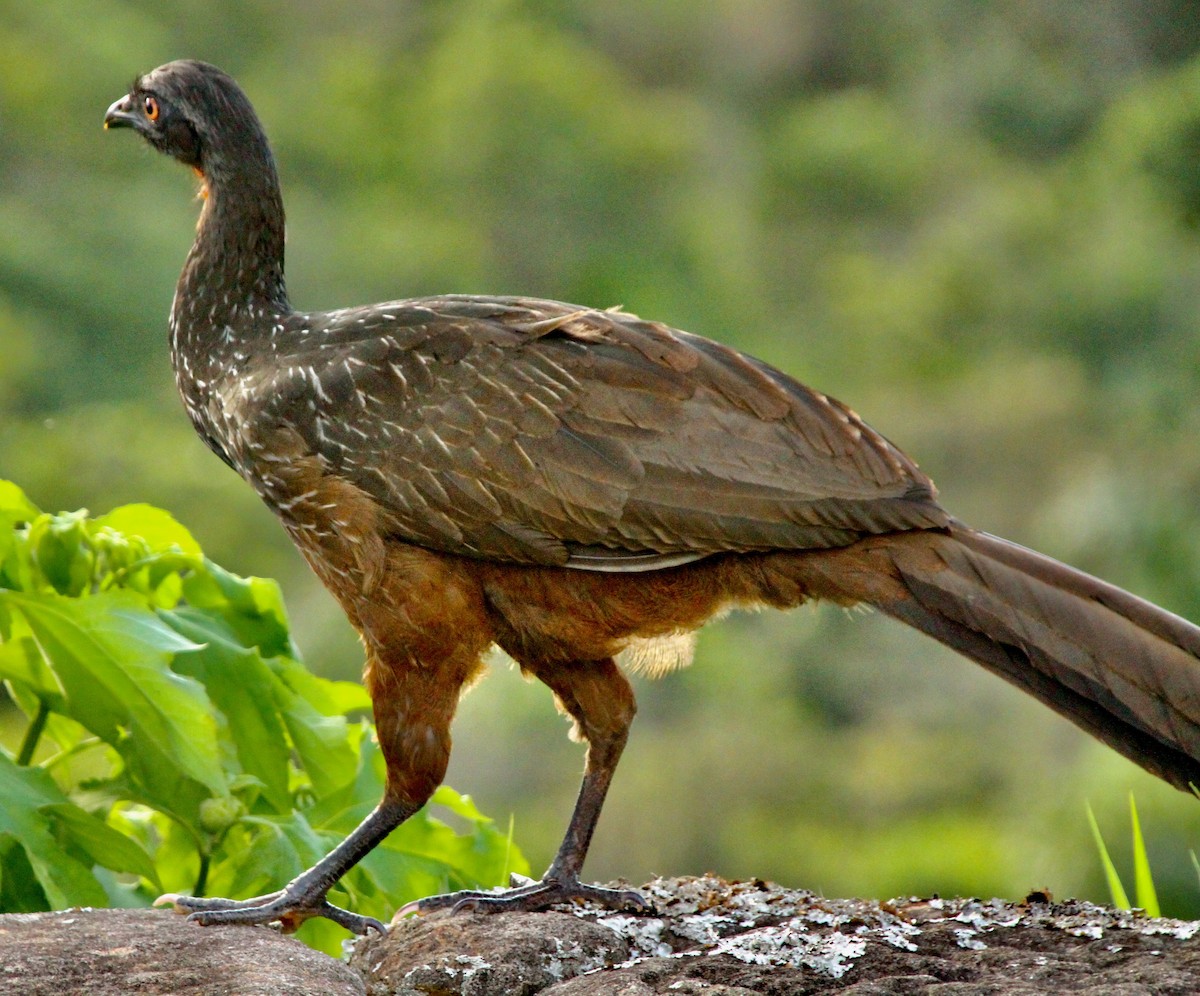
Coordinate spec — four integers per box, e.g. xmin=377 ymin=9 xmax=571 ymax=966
xmin=797 ymin=521 xmax=1200 ymax=791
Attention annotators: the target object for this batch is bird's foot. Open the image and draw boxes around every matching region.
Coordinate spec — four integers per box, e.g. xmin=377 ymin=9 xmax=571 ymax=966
xmin=399 ymin=873 xmax=649 ymax=916
xmin=155 ymin=889 xmax=386 ymax=935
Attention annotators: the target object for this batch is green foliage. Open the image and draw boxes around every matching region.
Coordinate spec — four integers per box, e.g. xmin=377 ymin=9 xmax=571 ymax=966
xmin=1087 ymin=795 xmax=1162 ymax=916
xmin=0 ymin=481 xmax=526 ymax=951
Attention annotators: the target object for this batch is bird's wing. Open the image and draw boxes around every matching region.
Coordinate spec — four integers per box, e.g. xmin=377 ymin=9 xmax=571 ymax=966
xmin=245 ymin=296 xmax=948 ymax=570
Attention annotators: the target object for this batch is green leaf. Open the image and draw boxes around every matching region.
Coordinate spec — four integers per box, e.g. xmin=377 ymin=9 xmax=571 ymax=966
xmin=2 ymin=589 xmax=226 ymax=799
xmin=270 ymin=651 xmax=371 ymax=716
xmin=183 ymin=562 xmax=295 ymax=659
xmin=0 ymin=752 xmax=108 ymax=909
xmin=95 ymin=504 xmax=202 ymax=557
xmin=1086 ymin=802 xmax=1130 ymax=910
xmin=429 ymin=785 xmax=495 ymax=824
xmin=1128 ymin=793 xmax=1160 ymax=917
xmin=144 ymin=810 xmax=203 ymax=897
xmin=160 ymin=606 xmax=293 ymax=811
xmin=212 ymin=814 xmax=337 ymax=900
xmin=0 ymin=838 xmax=49 ymax=913
xmin=42 ymin=804 xmax=159 ymax=885
xmin=0 ymin=481 xmax=40 ymax=522
xmin=267 ymin=656 xmax=362 ymax=797
xmin=0 ymin=632 xmax=64 ymax=702
xmin=0 ymin=483 xmax=39 ymax=585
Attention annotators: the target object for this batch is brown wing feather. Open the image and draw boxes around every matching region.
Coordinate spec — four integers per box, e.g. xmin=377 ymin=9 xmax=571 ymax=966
xmin=235 ymin=296 xmax=948 ymax=569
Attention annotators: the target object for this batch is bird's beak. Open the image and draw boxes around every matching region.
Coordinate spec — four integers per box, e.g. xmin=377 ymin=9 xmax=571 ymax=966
xmin=104 ymin=95 xmax=138 ymax=130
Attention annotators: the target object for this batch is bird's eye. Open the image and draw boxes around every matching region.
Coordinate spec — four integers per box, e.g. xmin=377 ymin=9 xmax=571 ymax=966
xmin=143 ymin=96 xmax=160 ymax=122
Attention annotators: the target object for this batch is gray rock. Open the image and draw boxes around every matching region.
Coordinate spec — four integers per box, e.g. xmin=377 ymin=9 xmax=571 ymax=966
xmin=0 ymin=907 xmax=365 ymax=996
xmin=4 ymin=878 xmax=1199 ymax=994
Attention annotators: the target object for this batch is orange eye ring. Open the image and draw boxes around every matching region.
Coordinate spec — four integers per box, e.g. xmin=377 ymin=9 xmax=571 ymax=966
xmin=144 ymin=96 xmax=159 ymax=122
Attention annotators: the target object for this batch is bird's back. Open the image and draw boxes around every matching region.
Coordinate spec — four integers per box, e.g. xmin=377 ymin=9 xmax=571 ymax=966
xmin=212 ymin=295 xmax=950 ymax=573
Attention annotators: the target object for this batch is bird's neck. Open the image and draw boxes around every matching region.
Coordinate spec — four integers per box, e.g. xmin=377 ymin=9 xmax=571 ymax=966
xmin=170 ymin=157 xmax=290 ymax=379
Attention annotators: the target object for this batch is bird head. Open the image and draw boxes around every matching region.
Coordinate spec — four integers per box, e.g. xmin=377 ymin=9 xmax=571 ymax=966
xmin=104 ymin=60 xmax=273 ymax=185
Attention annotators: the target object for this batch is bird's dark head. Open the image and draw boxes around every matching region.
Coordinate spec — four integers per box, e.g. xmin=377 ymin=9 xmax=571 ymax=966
xmin=106 ymin=60 xmax=288 ymax=312
xmin=105 ymin=60 xmax=271 ymax=181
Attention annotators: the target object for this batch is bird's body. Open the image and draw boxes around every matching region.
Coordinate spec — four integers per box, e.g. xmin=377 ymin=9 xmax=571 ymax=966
xmin=106 ymin=61 xmax=1200 ymax=935
xmin=189 ymin=295 xmax=945 ymax=572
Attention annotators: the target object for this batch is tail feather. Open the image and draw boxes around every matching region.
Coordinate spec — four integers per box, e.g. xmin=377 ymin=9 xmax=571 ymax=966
xmin=808 ymin=522 xmax=1200 ymax=791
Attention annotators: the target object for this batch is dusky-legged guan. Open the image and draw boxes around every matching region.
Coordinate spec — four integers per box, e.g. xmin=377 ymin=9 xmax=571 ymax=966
xmin=105 ymin=61 xmax=1200 ymax=934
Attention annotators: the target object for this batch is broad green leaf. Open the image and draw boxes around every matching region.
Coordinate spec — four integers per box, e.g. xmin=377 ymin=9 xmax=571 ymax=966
xmin=0 ymin=752 xmax=108 ymax=908
xmin=0 ymin=520 xmax=36 ymax=595
xmin=160 ymin=606 xmax=292 ymax=811
xmin=305 ymin=721 xmax=385 ymax=832
xmin=0 ymin=537 xmax=11 ymax=589
xmin=3 ymin=589 xmax=225 ymax=798
xmin=382 ymin=808 xmax=520 ymax=880
xmin=274 ymin=690 xmax=359 ymax=798
xmin=270 ymin=651 xmax=371 ymax=717
xmin=0 ymin=482 xmax=38 ymax=583
xmin=355 ymin=803 xmax=526 ymax=919
xmin=266 ymin=656 xmax=361 ymax=796
xmin=95 ymin=504 xmax=202 ymax=557
xmin=0 ymin=838 xmax=49 ymax=913
xmin=214 ymin=813 xmax=337 ymax=900
xmin=0 ymin=481 xmax=40 ymax=521
xmin=42 ymin=804 xmax=159 ymax=885
xmin=183 ymin=562 xmax=295 ymax=659
xmin=429 ymin=785 xmax=494 ymax=824
xmin=145 ymin=810 xmax=203 ymax=897
xmin=0 ymin=633 xmax=63 ymax=701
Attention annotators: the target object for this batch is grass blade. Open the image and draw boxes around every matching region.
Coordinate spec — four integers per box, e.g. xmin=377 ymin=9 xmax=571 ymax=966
xmin=1086 ymin=802 xmax=1130 ymax=909
xmin=1128 ymin=793 xmax=1160 ymax=916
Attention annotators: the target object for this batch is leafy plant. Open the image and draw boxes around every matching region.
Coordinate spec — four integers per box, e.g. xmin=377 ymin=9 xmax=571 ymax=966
xmin=1086 ymin=793 xmax=1161 ymax=916
xmin=0 ymin=481 xmax=526 ymax=952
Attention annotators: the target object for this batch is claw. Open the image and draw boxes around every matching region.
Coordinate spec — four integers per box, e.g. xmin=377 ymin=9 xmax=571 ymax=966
xmin=158 ymin=890 xmax=385 ymax=935
xmin=394 ymin=897 xmax=423 ymax=918
xmin=154 ymin=802 xmax=410 ymax=936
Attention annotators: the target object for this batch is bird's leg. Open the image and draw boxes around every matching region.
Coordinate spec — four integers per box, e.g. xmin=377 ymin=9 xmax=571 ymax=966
xmin=158 ymin=798 xmax=417 ymax=933
xmin=412 ymin=657 xmax=647 ymax=915
xmin=161 ymin=659 xmax=460 ymax=933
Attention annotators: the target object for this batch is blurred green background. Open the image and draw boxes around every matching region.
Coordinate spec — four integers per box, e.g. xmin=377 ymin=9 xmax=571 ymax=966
xmin=4 ymin=0 xmax=1200 ymax=915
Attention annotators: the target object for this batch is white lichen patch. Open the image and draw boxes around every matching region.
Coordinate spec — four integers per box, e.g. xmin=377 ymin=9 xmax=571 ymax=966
xmin=595 ymin=914 xmax=672 ymax=957
xmin=870 ymin=920 xmax=921 ymax=952
xmin=802 ymin=907 xmax=846 ymax=927
xmin=954 ymin=928 xmax=988 ymax=950
xmin=1139 ymin=920 xmax=1200 ymax=941
xmin=397 ymin=952 xmax=493 ymax=991
xmin=542 ymin=935 xmax=611 ymax=979
xmin=713 ymin=923 xmax=867 ymax=979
